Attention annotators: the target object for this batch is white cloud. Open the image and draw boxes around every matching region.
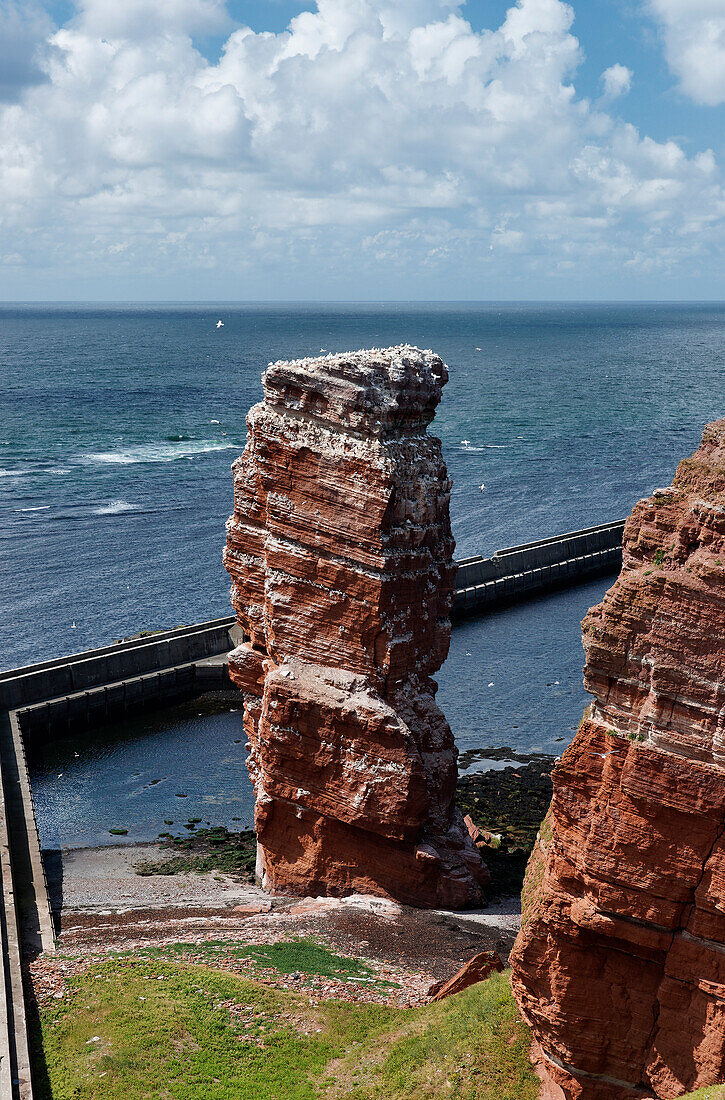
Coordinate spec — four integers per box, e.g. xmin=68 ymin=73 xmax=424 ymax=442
xmin=649 ymin=0 xmax=725 ymax=106
xmin=601 ymin=63 xmax=632 ymax=99
xmin=72 ymin=0 xmax=231 ymax=41
xmin=0 ymin=0 xmax=722 ymax=294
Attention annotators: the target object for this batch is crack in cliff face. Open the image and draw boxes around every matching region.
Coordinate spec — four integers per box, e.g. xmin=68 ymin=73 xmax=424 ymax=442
xmin=511 ymin=417 xmax=725 ymax=1100
xmin=541 ymin=1046 xmax=645 ymax=1094
xmin=224 ymin=346 xmax=488 ymax=910
xmin=638 ymin=942 xmax=669 ymax=1093
xmin=639 ymin=813 xmax=725 ymax=1093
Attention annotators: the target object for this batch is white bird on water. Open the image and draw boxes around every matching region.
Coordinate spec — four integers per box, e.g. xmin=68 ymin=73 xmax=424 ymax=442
xmin=479 ymin=483 xmax=486 ymax=491
xmin=460 ymin=439 xmax=471 ymax=447
xmin=71 ymin=621 xmax=76 ymax=629
xmin=216 ymin=320 xmax=224 ymax=329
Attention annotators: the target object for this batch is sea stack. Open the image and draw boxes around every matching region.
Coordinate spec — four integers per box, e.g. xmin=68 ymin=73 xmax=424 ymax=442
xmin=223 ymin=346 xmax=487 ymax=908
xmin=510 ymin=419 xmax=725 ymax=1099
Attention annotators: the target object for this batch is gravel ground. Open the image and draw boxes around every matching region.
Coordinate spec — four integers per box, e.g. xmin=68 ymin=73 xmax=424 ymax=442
xmin=33 ymin=843 xmax=522 ymax=1011
xmin=48 ymin=843 xmax=261 ymax=912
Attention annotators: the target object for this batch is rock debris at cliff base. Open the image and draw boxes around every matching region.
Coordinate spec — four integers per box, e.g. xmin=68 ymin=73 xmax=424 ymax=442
xmin=224 ymin=346 xmax=487 ymax=908
xmin=511 ymin=417 xmax=725 ymax=1100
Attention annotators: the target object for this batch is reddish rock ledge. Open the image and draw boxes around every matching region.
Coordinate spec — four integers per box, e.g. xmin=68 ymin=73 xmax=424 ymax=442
xmin=223 ymin=346 xmax=487 ymax=908
xmin=428 ymin=950 xmax=504 ymax=1001
xmin=510 ymin=418 xmax=725 ymax=1099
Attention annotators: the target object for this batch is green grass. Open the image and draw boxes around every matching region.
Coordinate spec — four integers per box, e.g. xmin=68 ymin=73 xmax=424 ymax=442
xmin=33 ymin=958 xmax=537 ymax=1100
xmin=324 ymin=971 xmax=539 ymax=1100
xmin=123 ymin=938 xmax=389 ymax=986
xmin=235 ymin=940 xmax=381 ymax=982
xmin=681 ymin=1088 xmax=725 ymax=1099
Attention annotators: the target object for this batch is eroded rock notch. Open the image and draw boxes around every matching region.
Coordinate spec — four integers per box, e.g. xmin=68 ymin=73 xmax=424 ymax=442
xmin=511 ymin=418 xmax=725 ymax=1100
xmin=223 ymin=346 xmax=487 ymax=908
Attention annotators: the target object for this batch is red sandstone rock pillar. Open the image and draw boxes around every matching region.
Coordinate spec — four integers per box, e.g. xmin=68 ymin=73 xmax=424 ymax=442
xmin=223 ymin=346 xmax=487 ymax=908
xmin=510 ymin=419 xmax=725 ymax=1100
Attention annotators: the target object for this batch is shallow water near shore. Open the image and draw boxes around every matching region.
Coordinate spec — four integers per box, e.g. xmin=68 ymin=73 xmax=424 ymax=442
xmin=28 ymin=695 xmax=255 ymax=850
xmin=438 ymin=576 xmax=608 ymax=756
xmin=29 ymin=576 xmax=608 ymax=850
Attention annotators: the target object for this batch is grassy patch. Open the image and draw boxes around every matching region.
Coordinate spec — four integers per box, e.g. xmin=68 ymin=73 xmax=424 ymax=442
xmin=681 ymin=1089 xmax=725 ymax=1099
xmin=377 ymin=973 xmax=537 ymax=1100
xmin=33 ymin=959 xmax=536 ymax=1100
xmin=35 ymin=957 xmax=349 ymax=1100
xmin=134 ymin=827 xmax=256 ymax=881
xmin=320 ymin=971 xmax=538 ymax=1100
xmin=237 ymin=940 xmax=380 ymax=982
xmin=125 ymin=938 xmax=389 ymax=986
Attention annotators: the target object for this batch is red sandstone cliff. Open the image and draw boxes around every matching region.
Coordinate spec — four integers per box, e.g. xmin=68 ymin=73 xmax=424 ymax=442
xmin=223 ymin=346 xmax=487 ymax=908
xmin=511 ymin=419 xmax=725 ymax=1100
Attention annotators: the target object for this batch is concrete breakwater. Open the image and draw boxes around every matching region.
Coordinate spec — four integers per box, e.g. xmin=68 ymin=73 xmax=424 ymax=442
xmin=1 ymin=618 xmax=244 ymax=735
xmin=453 ymin=518 xmax=624 ymax=615
xmin=2 ymin=519 xmax=624 ymax=737
xmin=0 ymin=714 xmax=55 ymax=1100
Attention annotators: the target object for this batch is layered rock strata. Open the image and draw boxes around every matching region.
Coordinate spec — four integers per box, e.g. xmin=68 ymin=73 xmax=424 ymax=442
xmin=511 ymin=419 xmax=725 ymax=1100
xmin=223 ymin=346 xmax=487 ymax=908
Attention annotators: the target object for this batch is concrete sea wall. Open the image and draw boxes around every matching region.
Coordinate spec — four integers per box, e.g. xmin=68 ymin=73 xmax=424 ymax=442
xmin=1 ymin=520 xmax=624 ymax=734
xmin=1 ymin=618 xmax=243 ymax=735
xmin=454 ymin=519 xmax=624 ymax=615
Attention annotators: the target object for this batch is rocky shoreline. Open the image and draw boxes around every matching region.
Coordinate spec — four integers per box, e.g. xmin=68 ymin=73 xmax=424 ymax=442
xmin=39 ymin=747 xmax=548 ymax=1009
xmin=46 ymin=748 xmax=554 ymax=916
xmin=456 ymin=749 xmax=554 ymax=899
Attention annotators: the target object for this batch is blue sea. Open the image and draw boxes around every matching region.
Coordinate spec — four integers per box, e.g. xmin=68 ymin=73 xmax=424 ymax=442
xmin=2 ymin=302 xmax=723 ymax=847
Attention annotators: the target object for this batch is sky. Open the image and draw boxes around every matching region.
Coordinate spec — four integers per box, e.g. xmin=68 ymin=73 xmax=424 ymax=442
xmin=0 ymin=0 xmax=724 ymax=300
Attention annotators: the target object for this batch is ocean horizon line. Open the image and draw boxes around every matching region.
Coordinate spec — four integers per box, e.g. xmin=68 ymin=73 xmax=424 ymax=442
xmin=1 ymin=297 xmax=725 ymax=309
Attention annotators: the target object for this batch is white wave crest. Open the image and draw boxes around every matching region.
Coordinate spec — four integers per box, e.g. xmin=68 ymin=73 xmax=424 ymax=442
xmin=81 ymin=440 xmax=236 ymax=466
xmin=93 ymin=500 xmax=138 ymax=515
xmin=460 ymin=444 xmax=509 ymax=452
xmin=16 ymin=505 xmax=51 ymax=512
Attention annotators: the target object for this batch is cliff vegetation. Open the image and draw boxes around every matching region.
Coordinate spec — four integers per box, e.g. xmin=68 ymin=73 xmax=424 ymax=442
xmin=33 ymin=959 xmax=536 ymax=1100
